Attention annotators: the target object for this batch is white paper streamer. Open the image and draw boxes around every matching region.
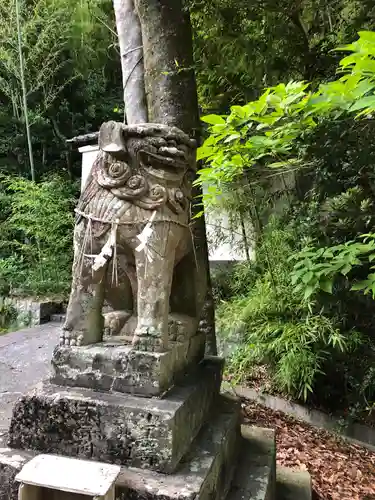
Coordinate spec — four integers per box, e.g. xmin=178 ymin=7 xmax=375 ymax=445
xmin=92 ymin=220 xmax=119 ymax=272
xmin=136 ymin=211 xmax=157 ymax=262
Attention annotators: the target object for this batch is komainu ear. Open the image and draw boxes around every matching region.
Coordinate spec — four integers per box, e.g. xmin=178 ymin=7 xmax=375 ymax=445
xmin=99 ymin=121 xmax=126 ymax=153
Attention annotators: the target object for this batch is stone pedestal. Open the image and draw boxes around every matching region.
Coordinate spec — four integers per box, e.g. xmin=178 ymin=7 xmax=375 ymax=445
xmin=2 ymin=311 xmax=247 ymax=499
xmin=8 ymin=359 xmax=222 ymax=473
xmin=1 ymin=395 xmax=243 ymax=500
xmin=51 ymin=334 xmax=205 ymax=397
xmin=0 ymin=119 xmax=279 ymax=499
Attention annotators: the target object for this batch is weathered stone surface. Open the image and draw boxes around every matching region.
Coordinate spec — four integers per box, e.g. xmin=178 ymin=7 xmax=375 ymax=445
xmin=0 ymin=396 xmax=241 ymax=500
xmin=8 ymin=359 xmax=223 ymax=473
xmin=226 ymin=426 xmax=276 ymax=500
xmin=117 ymin=395 xmax=241 ymax=500
xmin=7 ymin=298 xmax=63 ymax=327
xmin=276 ymin=466 xmax=311 ymax=500
xmin=51 ymin=334 xmax=205 ymax=396
xmin=108 ymin=313 xmax=197 ymax=343
xmin=61 ymin=121 xmax=200 ymax=352
xmin=0 ymin=431 xmax=34 ymax=500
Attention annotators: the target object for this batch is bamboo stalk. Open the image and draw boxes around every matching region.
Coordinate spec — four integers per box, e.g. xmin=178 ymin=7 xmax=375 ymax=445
xmin=15 ymin=0 xmax=35 ymax=181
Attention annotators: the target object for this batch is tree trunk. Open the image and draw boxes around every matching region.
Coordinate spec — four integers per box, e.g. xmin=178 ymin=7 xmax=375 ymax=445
xmin=113 ymin=0 xmax=148 ymax=124
xmin=135 ymin=0 xmax=218 ymax=355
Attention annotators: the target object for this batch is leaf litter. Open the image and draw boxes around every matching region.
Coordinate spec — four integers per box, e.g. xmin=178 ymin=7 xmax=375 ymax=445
xmin=241 ymin=398 xmax=375 ymax=500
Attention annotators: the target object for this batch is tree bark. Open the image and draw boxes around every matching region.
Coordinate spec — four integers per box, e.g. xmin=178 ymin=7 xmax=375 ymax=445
xmin=133 ymin=0 xmax=199 ymax=133
xmin=135 ymin=0 xmax=217 ymax=355
xmin=113 ymin=0 xmax=148 ymax=124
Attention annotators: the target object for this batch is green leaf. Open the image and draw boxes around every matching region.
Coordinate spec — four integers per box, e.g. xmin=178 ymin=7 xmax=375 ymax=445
xmin=351 ymin=281 xmax=367 ymax=291
xmin=291 ymin=269 xmax=305 ymax=284
xmin=224 ymin=134 xmax=240 ymax=143
xmin=358 ymin=31 xmax=375 ymax=42
xmin=340 ymin=263 xmax=352 ymax=276
xmin=201 ymin=114 xmax=226 ymax=125
xmin=302 ymin=271 xmax=314 ymax=284
xmin=320 ymin=280 xmax=333 ymax=294
xmin=350 ymin=96 xmax=375 ymax=112
xmin=304 ymin=285 xmax=316 ymax=300
xmin=192 ymin=210 xmax=204 ymax=219
xmin=196 ymin=146 xmax=214 ymax=161
xmin=230 ymin=106 xmax=247 ymax=118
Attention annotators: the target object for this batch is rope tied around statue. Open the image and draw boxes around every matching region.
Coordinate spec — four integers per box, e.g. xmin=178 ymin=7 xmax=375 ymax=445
xmin=75 ymin=207 xmax=198 ymax=287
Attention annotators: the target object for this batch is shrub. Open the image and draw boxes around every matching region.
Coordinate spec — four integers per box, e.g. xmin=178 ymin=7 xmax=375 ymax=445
xmin=0 ymin=297 xmax=17 ymax=333
xmin=0 ymin=174 xmax=77 ymax=298
xmin=217 ymin=223 xmax=366 ymax=403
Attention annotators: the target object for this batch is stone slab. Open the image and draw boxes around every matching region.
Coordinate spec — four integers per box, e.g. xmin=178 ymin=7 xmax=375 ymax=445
xmin=276 ymin=466 xmax=311 ymax=500
xmin=8 ymin=358 xmax=223 ymax=473
xmin=51 ymin=334 xmax=205 ymax=397
xmin=0 ymin=395 xmax=241 ymax=500
xmin=16 ymin=454 xmax=120 ymax=496
xmin=226 ymin=426 xmax=276 ymax=500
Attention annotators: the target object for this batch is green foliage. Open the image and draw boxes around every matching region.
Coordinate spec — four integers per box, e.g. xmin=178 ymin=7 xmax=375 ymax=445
xmin=217 ymin=224 xmax=361 ymax=401
xmin=196 ymin=31 xmax=375 ymax=208
xmin=290 ymin=233 xmax=375 ymax=300
xmin=0 ymin=0 xmax=121 ymax=179
xmin=197 ymin=81 xmax=313 ymax=206
xmin=0 ymin=175 xmax=77 ymax=297
xmin=0 ymin=0 xmax=121 ymax=298
xmin=0 ymin=297 xmax=17 ymax=333
xmin=190 ymin=0 xmax=375 ymax=112
xmin=199 ymin=29 xmax=375 ymax=415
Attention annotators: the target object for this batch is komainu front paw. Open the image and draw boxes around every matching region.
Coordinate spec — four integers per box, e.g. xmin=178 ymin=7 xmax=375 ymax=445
xmin=59 ymin=330 xmax=84 ymax=347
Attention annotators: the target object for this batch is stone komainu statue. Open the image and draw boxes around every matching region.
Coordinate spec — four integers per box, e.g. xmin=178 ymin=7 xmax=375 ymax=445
xmin=61 ymin=122 xmax=205 ymax=352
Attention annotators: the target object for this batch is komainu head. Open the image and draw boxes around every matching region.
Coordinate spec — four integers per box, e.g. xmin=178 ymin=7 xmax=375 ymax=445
xmin=92 ymin=121 xmax=196 ymax=214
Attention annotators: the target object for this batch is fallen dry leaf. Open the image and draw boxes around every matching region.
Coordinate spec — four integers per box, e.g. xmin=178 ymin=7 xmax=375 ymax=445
xmin=241 ymin=398 xmax=375 ymax=500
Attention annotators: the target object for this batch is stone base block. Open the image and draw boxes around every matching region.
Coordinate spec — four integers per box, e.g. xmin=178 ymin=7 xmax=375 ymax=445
xmin=0 ymin=431 xmax=35 ymax=500
xmin=116 ymin=396 xmax=241 ymax=500
xmin=113 ymin=313 xmax=197 ymax=343
xmin=8 ymin=358 xmax=223 ymax=473
xmin=226 ymin=426 xmax=276 ymax=500
xmin=51 ymin=334 xmax=205 ymax=397
xmin=0 ymin=396 xmax=241 ymax=500
xmin=276 ymin=466 xmax=311 ymax=500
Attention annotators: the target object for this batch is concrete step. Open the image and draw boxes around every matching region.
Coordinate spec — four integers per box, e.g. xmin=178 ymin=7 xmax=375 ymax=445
xmin=276 ymin=466 xmax=312 ymax=500
xmin=226 ymin=426 xmax=276 ymax=500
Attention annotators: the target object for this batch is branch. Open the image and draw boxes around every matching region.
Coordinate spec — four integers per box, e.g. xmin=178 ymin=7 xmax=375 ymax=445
xmin=66 ymin=132 xmax=99 ymax=146
xmin=50 ymin=117 xmax=66 ymax=143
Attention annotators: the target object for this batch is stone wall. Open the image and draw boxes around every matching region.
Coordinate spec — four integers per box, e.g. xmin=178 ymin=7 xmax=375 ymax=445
xmin=7 ymin=298 xmax=63 ymax=327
